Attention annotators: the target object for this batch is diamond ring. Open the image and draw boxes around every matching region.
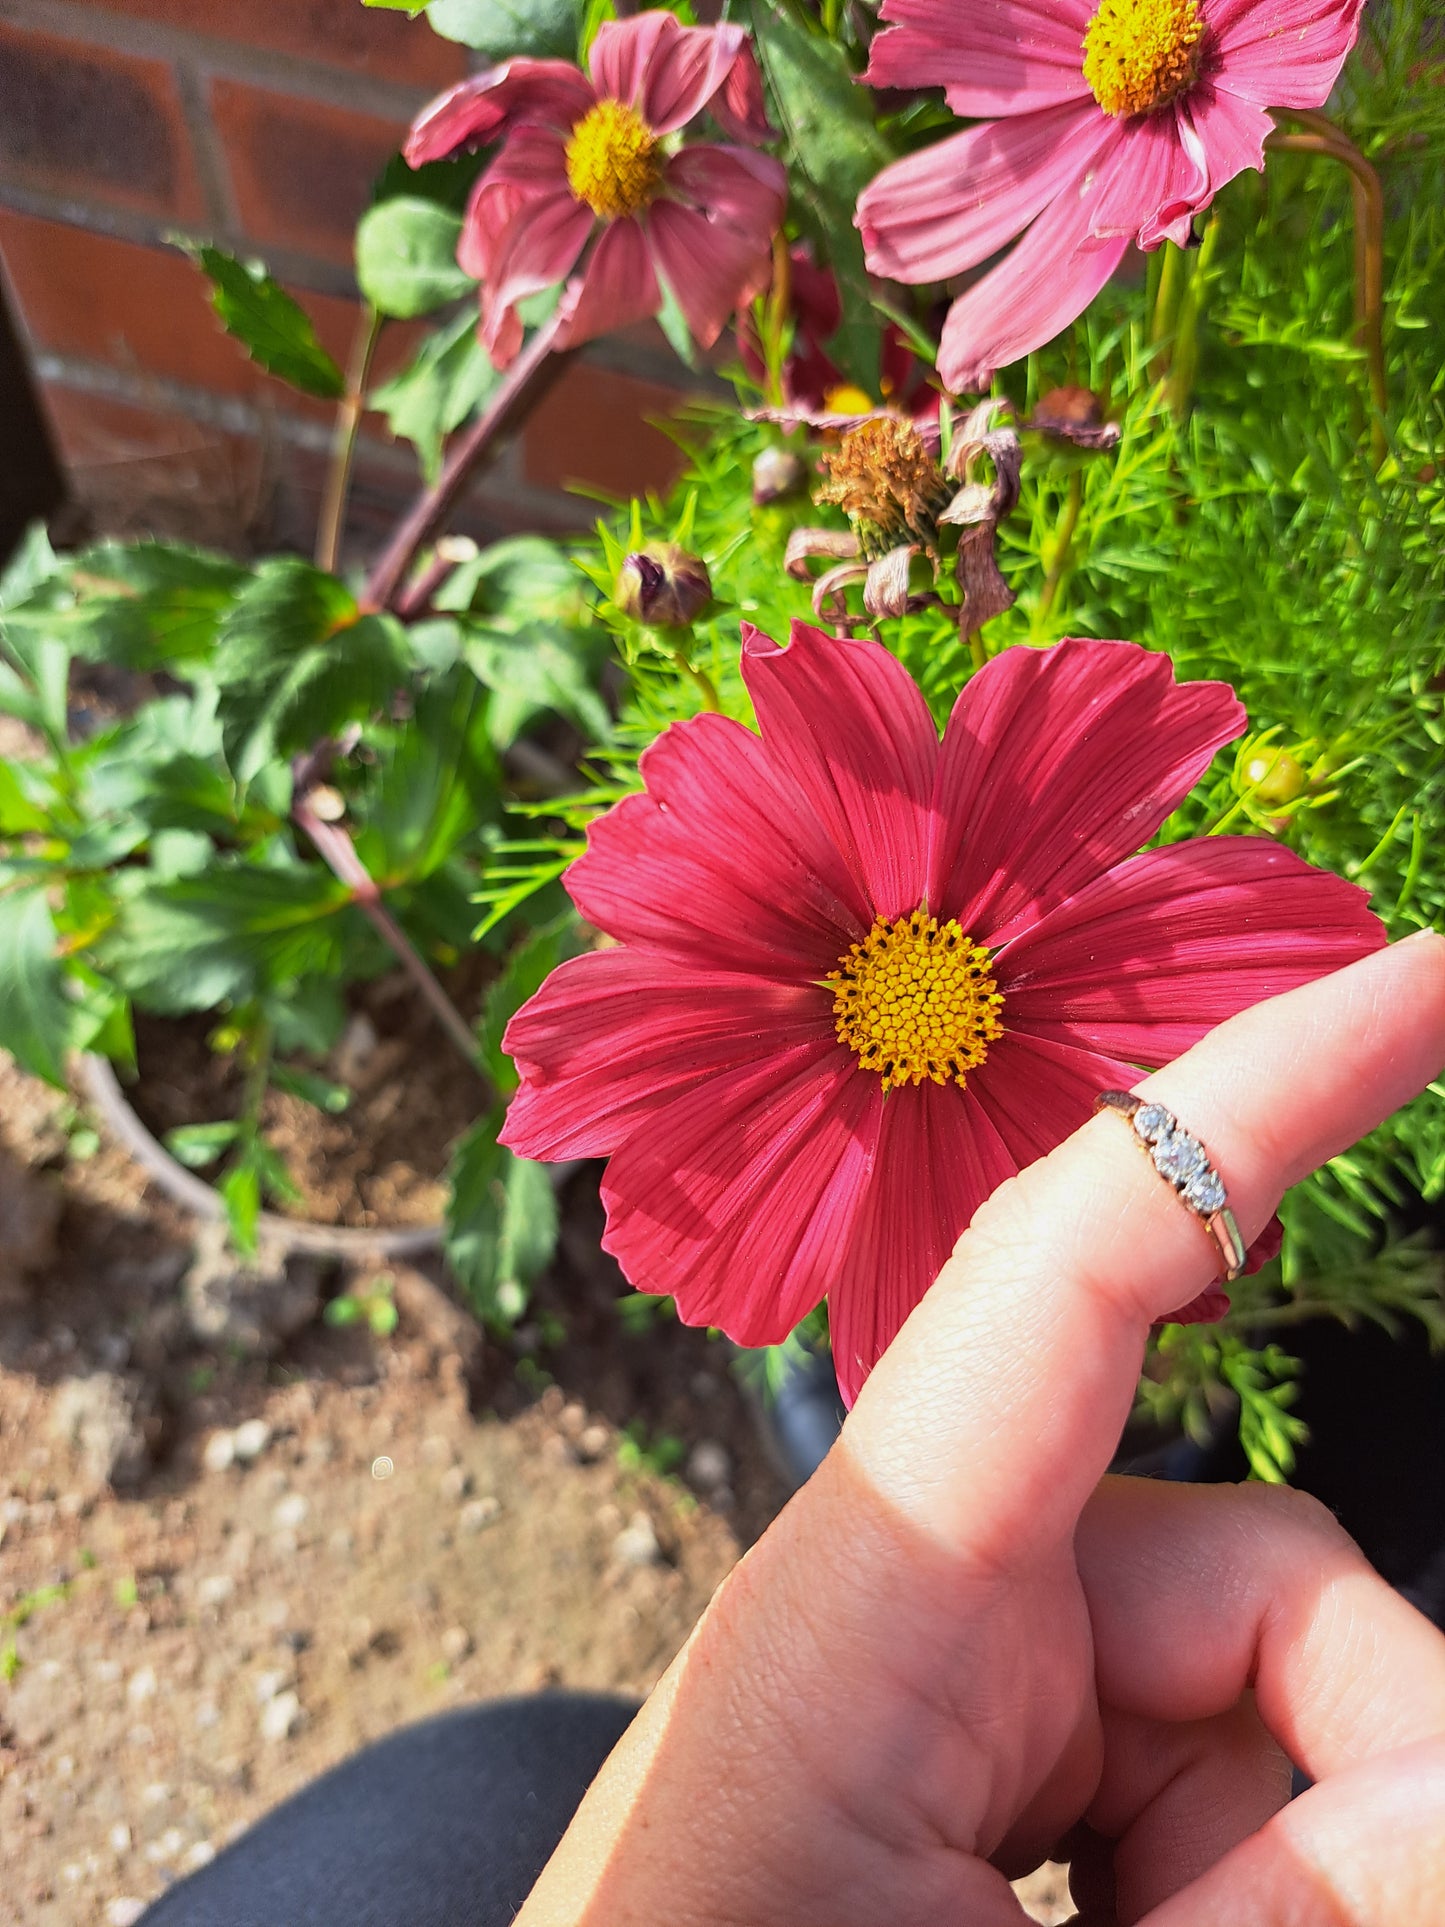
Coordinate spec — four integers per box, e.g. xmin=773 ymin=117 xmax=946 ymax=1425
xmin=1094 ymin=1091 xmax=1247 ymax=1282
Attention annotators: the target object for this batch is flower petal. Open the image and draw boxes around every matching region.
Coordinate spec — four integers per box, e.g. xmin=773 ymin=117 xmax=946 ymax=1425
xmin=927 ymin=637 xmax=1245 ymax=946
xmin=1210 ymin=0 xmax=1365 ymax=109
xmin=858 ymin=99 xmax=1115 ymax=284
xmin=501 ymin=949 xmax=832 ymax=1160
xmin=865 ymin=0 xmax=1095 ymax=117
xmin=711 ymin=45 xmax=775 ymax=145
xmin=742 ymin=620 xmax=939 ymax=925
xmin=555 ymin=217 xmax=660 ymax=351
xmin=996 ymin=837 xmax=1385 ymax=1062
xmin=828 ymin=1081 xmax=1017 ymax=1406
xmin=640 ymin=19 xmax=758 ymax=136
xmin=646 ymin=152 xmax=786 ymax=347
xmin=969 ymin=1029 xmax=1147 ymax=1168
xmin=566 ymin=708 xmax=868 ymax=977
xmin=473 ymin=188 xmax=593 ymax=365
xmin=1146 ymin=82 xmax=1275 ymax=246
xmin=405 ymin=60 xmax=594 ymax=164
xmin=599 ymin=1039 xmax=883 ymax=1347
xmin=935 ymin=169 xmax=1131 ymax=392
xmin=1088 ymin=105 xmax=1208 ymax=243
xmin=587 ymin=12 xmax=674 ymax=109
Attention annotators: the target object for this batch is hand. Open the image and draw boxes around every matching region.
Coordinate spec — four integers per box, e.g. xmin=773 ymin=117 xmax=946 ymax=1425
xmin=517 ymin=935 xmax=1445 ymax=1926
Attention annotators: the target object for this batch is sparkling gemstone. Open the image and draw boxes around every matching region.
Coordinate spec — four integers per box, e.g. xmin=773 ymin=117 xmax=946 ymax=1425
xmin=1133 ymin=1102 xmax=1173 ymax=1145
xmin=1153 ymin=1129 xmax=1207 ymax=1186
xmin=1184 ymin=1168 xmax=1227 ymax=1215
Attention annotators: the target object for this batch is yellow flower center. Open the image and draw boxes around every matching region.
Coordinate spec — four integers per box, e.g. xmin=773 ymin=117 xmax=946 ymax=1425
xmin=564 ymin=99 xmax=663 ymax=220
xmin=815 ymin=418 xmax=949 ymax=559
xmin=1082 ymin=0 xmax=1205 ymax=117
xmin=825 ymin=910 xmax=1004 ymax=1094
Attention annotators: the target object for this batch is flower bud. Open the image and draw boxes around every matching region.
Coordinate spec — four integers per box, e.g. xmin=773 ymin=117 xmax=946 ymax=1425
xmin=1243 ymin=748 xmax=1307 ymax=806
xmin=614 ymin=543 xmax=711 ymax=629
xmin=752 ymin=446 xmax=807 ymax=505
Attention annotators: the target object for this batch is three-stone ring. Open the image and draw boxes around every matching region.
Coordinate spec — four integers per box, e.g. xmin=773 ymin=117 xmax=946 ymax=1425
xmin=1094 ymin=1090 xmax=1247 ymax=1282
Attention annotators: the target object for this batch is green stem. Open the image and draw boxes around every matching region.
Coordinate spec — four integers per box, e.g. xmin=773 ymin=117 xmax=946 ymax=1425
xmin=1163 ymin=213 xmax=1221 ymax=421
xmin=967 ymin=628 xmax=988 ymax=675
xmin=671 ymin=645 xmax=721 ymax=712
xmin=1038 ymin=470 xmax=1083 ymax=620
xmin=1149 ymin=238 xmax=1188 ymax=351
xmin=315 ymin=304 xmax=382 ymax=575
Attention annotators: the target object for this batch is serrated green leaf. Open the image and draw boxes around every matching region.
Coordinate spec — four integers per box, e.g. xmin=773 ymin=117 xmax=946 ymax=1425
xmin=186 ymin=245 xmax=345 ymax=400
xmin=0 ymin=758 xmax=50 ymax=835
xmin=353 ymin=667 xmax=500 ymax=884
xmin=0 ymin=885 xmax=73 ymax=1086
xmin=0 ymin=524 xmax=59 ymax=608
xmin=214 ymin=559 xmax=409 ymax=787
xmin=371 ymin=307 xmax=498 ymax=482
xmin=426 ymin=0 xmax=582 ymax=59
xmin=101 ymin=863 xmax=357 ymax=1013
xmin=462 ymin=620 xmax=609 ymax=745
xmin=445 ymin=1107 xmax=559 ymax=1323
xmin=164 ymin=1120 xmax=242 ymax=1169
xmin=356 ymin=198 xmax=473 ymax=319
xmin=476 ymin=911 xmax=577 ymax=1095
xmin=55 ymin=541 xmax=245 ymax=671
xmin=744 ymin=2 xmax=890 ymax=393
xmin=432 ymin=536 xmax=586 ymax=622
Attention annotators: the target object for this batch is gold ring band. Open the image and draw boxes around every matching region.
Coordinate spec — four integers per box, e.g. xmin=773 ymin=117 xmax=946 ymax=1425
xmin=1094 ymin=1091 xmax=1247 ymax=1282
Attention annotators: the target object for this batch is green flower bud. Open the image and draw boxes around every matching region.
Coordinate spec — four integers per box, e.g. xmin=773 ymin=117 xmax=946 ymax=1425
xmin=615 ymin=543 xmax=712 ymax=629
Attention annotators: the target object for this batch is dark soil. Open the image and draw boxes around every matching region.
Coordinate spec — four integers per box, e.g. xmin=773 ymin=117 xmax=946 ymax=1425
xmin=127 ymin=964 xmax=492 ymax=1230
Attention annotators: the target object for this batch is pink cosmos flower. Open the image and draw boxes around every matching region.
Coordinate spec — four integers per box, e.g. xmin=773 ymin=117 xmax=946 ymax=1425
xmin=501 ymin=628 xmax=1382 ymax=1405
xmin=857 ymin=0 xmax=1366 ymax=391
xmin=405 ymin=13 xmax=786 ymax=366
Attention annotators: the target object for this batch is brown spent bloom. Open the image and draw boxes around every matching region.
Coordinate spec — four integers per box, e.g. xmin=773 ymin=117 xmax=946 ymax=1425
xmin=815 ymin=417 xmax=950 ymax=559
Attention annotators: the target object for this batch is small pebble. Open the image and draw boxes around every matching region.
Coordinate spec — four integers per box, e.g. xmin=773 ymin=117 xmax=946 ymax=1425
xmin=106 ymin=1901 xmax=145 ymax=1927
xmin=196 ymin=1574 xmax=235 ymax=1608
xmin=440 ymin=1626 xmax=472 ymax=1665
xmin=125 ymin=1668 xmax=157 ymax=1707
xmin=259 ymin=1690 xmax=302 ymax=1742
xmin=141 ymin=1783 xmax=171 ymax=1808
xmin=576 ymin=1424 xmax=610 ymax=1463
xmin=271 ymin=1493 xmax=308 ymax=1533
xmin=687 ymin=1439 xmax=731 ymax=1491
xmin=459 ymin=1496 xmax=501 ymax=1534
xmin=231 ymin=1419 xmax=272 ymax=1462
xmin=439 ymin=1465 xmax=472 ymax=1503
xmin=611 ymin=1512 xmax=662 ymax=1569
xmin=194 ymin=1701 xmax=220 ymax=1732
xmin=183 ymin=1841 xmax=216 ymax=1873
xmin=252 ymin=1669 xmax=290 ymax=1706
xmin=201 ymin=1431 xmax=235 ymax=1475
xmin=108 ymin=1824 xmax=131 ymax=1855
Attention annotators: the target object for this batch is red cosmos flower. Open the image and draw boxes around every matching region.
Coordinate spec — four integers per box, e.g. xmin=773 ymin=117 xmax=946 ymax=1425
xmin=857 ymin=0 xmax=1365 ymax=392
xmin=501 ymin=629 xmax=1382 ymax=1404
xmin=405 ymin=13 xmax=786 ymax=366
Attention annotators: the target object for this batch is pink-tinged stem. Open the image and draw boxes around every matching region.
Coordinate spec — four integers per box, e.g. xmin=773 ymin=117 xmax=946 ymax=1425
xmin=293 ymin=796 xmax=484 ymax=1073
xmin=1270 ymin=113 xmax=1387 ymax=468
xmin=364 ymin=309 xmax=573 ymax=612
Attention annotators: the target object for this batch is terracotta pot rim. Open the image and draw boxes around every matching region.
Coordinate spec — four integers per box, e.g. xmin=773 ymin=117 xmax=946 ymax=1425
xmin=77 ymin=1053 xmax=444 ymax=1260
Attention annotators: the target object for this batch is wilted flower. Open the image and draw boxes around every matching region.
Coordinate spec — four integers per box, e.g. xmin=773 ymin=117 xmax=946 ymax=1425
xmin=407 ymin=13 xmax=785 ymax=365
xmin=615 ymin=543 xmax=712 ymax=629
xmin=1027 ymin=386 xmax=1122 ymax=452
xmin=773 ymin=399 xmax=1021 ymax=633
xmin=858 ymin=0 xmax=1366 ymax=391
xmin=501 ymin=626 xmax=1382 ymax=1403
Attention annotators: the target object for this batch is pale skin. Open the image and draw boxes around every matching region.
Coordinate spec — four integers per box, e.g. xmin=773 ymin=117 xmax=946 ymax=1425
xmin=517 ymin=934 xmax=1445 ymax=1927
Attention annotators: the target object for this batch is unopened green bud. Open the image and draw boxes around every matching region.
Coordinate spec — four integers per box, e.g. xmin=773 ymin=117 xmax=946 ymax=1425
xmin=615 ymin=543 xmax=711 ymax=629
xmin=1243 ymin=748 xmax=1307 ymax=806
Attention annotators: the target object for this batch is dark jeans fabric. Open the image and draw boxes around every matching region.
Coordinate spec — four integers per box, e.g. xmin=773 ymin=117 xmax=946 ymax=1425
xmin=137 ymin=1693 xmax=638 ymax=1927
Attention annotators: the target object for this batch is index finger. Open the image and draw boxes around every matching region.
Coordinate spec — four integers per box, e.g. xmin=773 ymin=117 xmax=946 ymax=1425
xmin=842 ymin=932 xmax=1445 ymax=1561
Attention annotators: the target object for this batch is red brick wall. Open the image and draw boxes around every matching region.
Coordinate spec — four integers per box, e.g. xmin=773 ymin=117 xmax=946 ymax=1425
xmin=0 ymin=0 xmax=694 ymax=561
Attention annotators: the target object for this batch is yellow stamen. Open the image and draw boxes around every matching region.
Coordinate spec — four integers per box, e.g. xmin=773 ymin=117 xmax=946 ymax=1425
xmin=564 ymin=99 xmax=662 ymax=221
xmin=816 ymin=417 xmax=949 ymax=559
xmin=1082 ymin=0 xmax=1205 ymax=118
xmin=825 ymin=910 xmax=1004 ymax=1094
xmin=822 ymin=383 xmax=877 ymax=416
